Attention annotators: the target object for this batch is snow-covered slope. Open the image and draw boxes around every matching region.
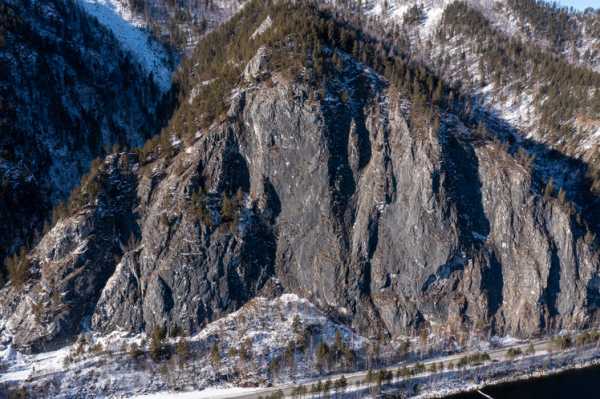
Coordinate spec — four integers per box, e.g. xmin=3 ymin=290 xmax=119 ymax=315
xmin=366 ymin=0 xmax=456 ymax=35
xmin=365 ymin=0 xmax=600 ymax=73
xmin=0 ymin=294 xmax=367 ymax=398
xmin=360 ymin=0 xmax=600 ymax=168
xmin=78 ymin=0 xmax=173 ymax=91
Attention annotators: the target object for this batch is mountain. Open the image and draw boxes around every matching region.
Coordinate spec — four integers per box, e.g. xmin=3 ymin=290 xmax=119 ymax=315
xmin=76 ymin=0 xmax=175 ymax=90
xmin=356 ymin=0 xmax=600 ymax=197
xmin=0 ymin=0 xmax=175 ymax=283
xmin=1 ymin=0 xmax=599 ymax=397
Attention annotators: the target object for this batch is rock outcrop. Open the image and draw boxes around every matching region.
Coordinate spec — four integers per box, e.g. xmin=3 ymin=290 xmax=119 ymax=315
xmin=2 ymin=45 xmax=598 ymax=351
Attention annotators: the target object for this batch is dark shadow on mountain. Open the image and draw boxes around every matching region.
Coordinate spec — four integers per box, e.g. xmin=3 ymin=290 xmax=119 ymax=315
xmin=470 ymin=101 xmax=600 ymax=238
xmin=482 ymin=249 xmax=504 ymax=322
xmin=438 ymin=119 xmax=491 ymax=249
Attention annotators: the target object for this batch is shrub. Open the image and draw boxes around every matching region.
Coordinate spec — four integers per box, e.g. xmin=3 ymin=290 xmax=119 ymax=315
xmin=5 ymin=246 xmax=29 ymax=289
xmin=149 ymin=326 xmax=167 ymax=362
xmin=191 ymin=188 xmax=212 ymax=226
xmin=89 ymin=343 xmax=104 ymax=354
xmin=552 ymin=335 xmax=573 ymax=350
xmin=210 ymin=342 xmax=221 ymax=369
xmin=240 ymin=337 xmax=253 ymax=362
xmin=525 ymin=342 xmax=536 ymax=355
xmin=506 ymin=347 xmax=523 ymax=359
xmin=128 ymin=342 xmax=144 ymax=358
xmin=575 ymin=331 xmax=600 ymax=347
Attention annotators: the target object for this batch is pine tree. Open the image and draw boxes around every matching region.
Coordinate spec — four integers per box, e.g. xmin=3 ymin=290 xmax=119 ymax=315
xmin=191 ymin=187 xmax=212 ymax=226
xmin=285 ymin=340 xmax=296 ymax=376
xmin=221 ymin=194 xmax=236 ymax=224
xmin=315 ymin=341 xmax=330 ymax=372
xmin=334 ymin=330 xmax=343 ymax=355
xmin=210 ymin=342 xmax=221 ymax=370
xmin=525 ymin=342 xmax=536 ymax=355
xmin=334 ymin=375 xmax=347 ymax=395
xmin=175 ymin=338 xmax=190 ymax=367
xmin=149 ymin=325 xmax=166 ymax=362
xmin=269 ymin=356 xmax=281 ymax=380
xmin=558 ymin=187 xmax=567 ymax=204
xmin=235 ymin=338 xmax=250 ymax=363
xmin=311 ymin=381 xmax=322 ymax=397
xmin=312 ymin=41 xmax=322 ymax=75
xmin=544 ymin=178 xmax=555 ymax=199
xmin=342 ymin=345 xmax=355 ymax=369
xmin=292 ymin=314 xmax=302 ymax=335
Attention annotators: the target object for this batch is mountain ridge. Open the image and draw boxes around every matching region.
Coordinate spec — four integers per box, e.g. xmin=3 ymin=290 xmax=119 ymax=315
xmin=2 ymin=0 xmax=598 ymax=350
xmin=0 ymin=0 xmax=599 ymax=397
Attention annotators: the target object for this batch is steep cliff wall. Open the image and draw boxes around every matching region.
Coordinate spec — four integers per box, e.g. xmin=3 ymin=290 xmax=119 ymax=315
xmin=2 ymin=50 xmax=597 ymax=352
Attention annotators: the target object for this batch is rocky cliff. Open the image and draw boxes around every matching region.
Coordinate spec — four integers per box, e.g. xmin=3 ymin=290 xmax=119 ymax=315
xmin=0 ymin=0 xmax=599 ymax=360
xmin=2 ymin=26 xmax=599 ymax=355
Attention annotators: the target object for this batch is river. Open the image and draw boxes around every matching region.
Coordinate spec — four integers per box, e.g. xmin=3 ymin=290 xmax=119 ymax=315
xmin=446 ymin=365 xmax=600 ymax=398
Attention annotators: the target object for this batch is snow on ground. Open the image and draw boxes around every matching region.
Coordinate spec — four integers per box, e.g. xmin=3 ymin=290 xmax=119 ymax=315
xmin=365 ymin=0 xmax=457 ymax=37
xmin=4 ymin=303 xmax=600 ymax=398
xmin=78 ymin=0 xmax=173 ymax=91
xmin=131 ymin=387 xmax=263 ymax=399
xmin=190 ymin=293 xmax=367 ymax=355
xmin=250 ymin=15 xmax=273 ymax=40
xmin=490 ymin=335 xmax=522 ymax=347
xmin=0 ymin=344 xmax=71 ymax=383
xmin=0 ymin=293 xmax=368 ymax=397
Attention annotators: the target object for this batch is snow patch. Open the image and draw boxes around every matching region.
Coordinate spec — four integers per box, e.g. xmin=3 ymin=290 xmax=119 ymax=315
xmin=250 ymin=15 xmax=272 ymax=40
xmin=0 ymin=344 xmax=71 ymax=383
xmin=78 ymin=0 xmax=173 ymax=91
xmin=131 ymin=387 xmax=263 ymax=399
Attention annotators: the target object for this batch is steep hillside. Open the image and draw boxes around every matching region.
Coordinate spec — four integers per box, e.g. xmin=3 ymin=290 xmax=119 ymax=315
xmin=431 ymin=1 xmax=600 ymax=228
xmin=77 ymin=0 xmax=175 ymax=91
xmin=361 ymin=0 xmax=600 ymax=227
xmin=498 ymin=0 xmax=600 ymax=71
xmin=432 ymin=1 xmax=600 ymax=162
xmin=79 ymin=0 xmax=247 ymax=51
xmin=364 ymin=0 xmax=600 ymax=72
xmin=1 ymin=0 xmax=598 ymax=360
xmin=0 ymin=0 xmax=171 ymax=281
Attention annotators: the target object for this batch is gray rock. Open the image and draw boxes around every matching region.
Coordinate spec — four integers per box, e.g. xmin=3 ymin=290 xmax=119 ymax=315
xmin=243 ymin=46 xmax=271 ymax=82
xmin=1 ymin=52 xmax=598 ymax=351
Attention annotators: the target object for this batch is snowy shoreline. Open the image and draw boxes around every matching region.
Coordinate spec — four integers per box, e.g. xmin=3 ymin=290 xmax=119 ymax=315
xmin=421 ymin=359 xmax=600 ymax=398
xmin=412 ymin=348 xmax=600 ymax=398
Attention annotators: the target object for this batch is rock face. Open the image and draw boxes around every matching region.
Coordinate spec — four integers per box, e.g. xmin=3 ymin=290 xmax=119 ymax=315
xmin=0 ymin=154 xmax=139 ymax=351
xmin=243 ymin=45 xmax=270 ymax=81
xmin=2 ymin=48 xmax=598 ymax=351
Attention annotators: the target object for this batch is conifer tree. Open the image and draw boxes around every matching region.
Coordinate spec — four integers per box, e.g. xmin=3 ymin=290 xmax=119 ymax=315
xmin=210 ymin=342 xmax=221 ymax=370
xmin=176 ymin=338 xmax=190 ymax=367
xmin=150 ymin=325 xmax=166 ymax=362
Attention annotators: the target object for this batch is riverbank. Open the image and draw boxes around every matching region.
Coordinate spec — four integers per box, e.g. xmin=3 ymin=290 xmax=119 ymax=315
xmin=3 ymin=329 xmax=600 ymax=398
xmin=444 ymin=363 xmax=600 ymax=399
xmin=202 ymin=336 xmax=600 ymax=398
xmin=408 ymin=345 xmax=600 ymax=398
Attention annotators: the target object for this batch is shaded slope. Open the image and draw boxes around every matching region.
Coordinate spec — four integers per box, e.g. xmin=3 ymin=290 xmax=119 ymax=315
xmin=0 ymin=0 xmax=173 ymax=279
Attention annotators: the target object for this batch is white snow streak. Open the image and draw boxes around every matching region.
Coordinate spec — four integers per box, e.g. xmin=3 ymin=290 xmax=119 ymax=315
xmin=78 ymin=0 xmax=172 ymax=91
